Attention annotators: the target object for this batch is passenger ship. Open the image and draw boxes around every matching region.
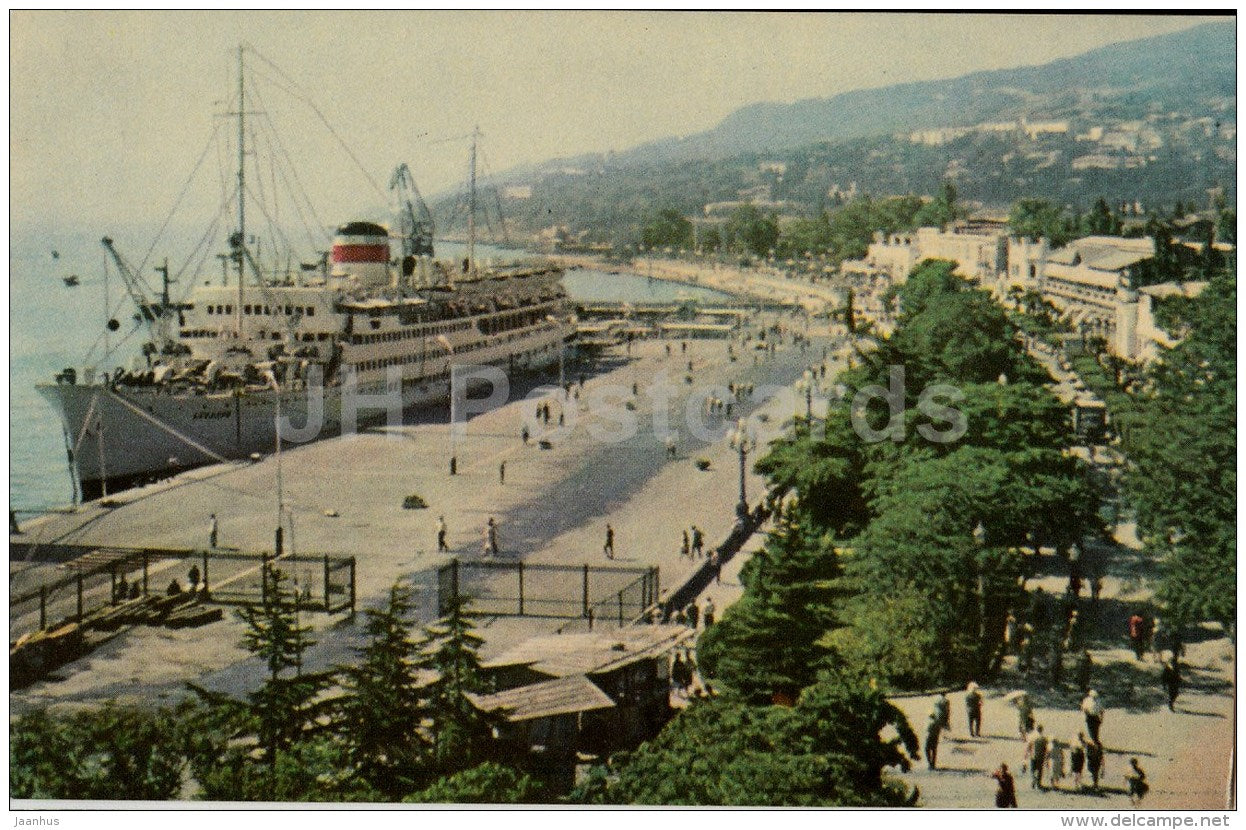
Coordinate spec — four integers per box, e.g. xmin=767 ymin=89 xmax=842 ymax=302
xmin=36 ymin=49 xmax=575 ymax=502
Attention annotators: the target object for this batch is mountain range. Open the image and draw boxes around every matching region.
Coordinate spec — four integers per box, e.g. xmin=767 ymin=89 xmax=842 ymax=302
xmin=535 ymin=20 xmax=1235 ymax=174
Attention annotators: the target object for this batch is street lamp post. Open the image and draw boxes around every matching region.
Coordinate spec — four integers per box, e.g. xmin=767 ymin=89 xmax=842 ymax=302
xmin=795 ymin=369 xmax=813 ymax=432
xmin=730 ymin=418 xmax=755 ymax=519
xmin=263 ymin=370 xmax=285 ymax=558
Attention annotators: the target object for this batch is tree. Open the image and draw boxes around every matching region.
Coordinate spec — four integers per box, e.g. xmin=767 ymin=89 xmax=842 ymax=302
xmin=1127 ymin=270 xmax=1236 ymax=635
xmin=725 ymin=203 xmax=780 ymax=258
xmin=696 ymin=515 xmax=842 ymax=703
xmin=11 ymin=705 xmax=186 ymax=800
xmin=337 ymin=580 xmax=430 ymax=797
xmin=1082 ymin=197 xmax=1122 ymax=236
xmin=578 ymin=670 xmax=918 ymax=806
xmin=639 ymin=208 xmax=692 ymax=250
xmin=754 ymin=410 xmax=871 ymax=537
xmin=405 ymin=762 xmax=547 ymax=804
xmin=419 ymin=595 xmax=497 ymax=773
xmin=913 ymin=180 xmax=958 ymax=229
xmin=235 ymin=567 xmax=322 ymax=770
xmin=1009 ymin=198 xmax=1076 ymax=247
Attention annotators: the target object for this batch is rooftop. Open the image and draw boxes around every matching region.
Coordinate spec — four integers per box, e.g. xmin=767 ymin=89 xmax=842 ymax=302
xmin=482 ymin=625 xmax=693 ymax=678
xmin=465 ymin=674 xmax=615 ymax=722
xmin=1048 ymin=236 xmax=1155 ymax=272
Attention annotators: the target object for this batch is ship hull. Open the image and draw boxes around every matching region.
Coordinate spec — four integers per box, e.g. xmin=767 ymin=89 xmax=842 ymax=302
xmin=38 ymin=326 xmax=571 ymax=502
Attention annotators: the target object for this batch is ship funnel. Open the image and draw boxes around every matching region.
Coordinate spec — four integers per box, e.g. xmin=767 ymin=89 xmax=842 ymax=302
xmin=331 ymin=221 xmax=390 ymax=288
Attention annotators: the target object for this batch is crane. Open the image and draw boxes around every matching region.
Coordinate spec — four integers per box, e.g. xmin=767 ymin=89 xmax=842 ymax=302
xmin=389 ymin=163 xmax=436 ymax=265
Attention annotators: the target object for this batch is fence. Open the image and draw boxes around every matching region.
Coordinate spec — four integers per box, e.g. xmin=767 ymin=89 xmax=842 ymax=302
xmin=436 ymin=559 xmax=659 ymax=627
xmin=10 ymin=545 xmax=356 ymax=641
xmin=206 ymin=551 xmax=356 ymax=614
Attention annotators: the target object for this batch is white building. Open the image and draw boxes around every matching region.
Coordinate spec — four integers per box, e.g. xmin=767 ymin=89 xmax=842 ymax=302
xmin=1003 ymin=234 xmax=1202 ymax=362
xmin=859 ymin=222 xmax=1007 ymax=284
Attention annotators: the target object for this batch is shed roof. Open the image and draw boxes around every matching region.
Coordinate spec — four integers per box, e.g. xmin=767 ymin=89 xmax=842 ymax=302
xmin=483 ymin=625 xmax=693 ymax=678
xmin=465 ymin=674 xmax=615 ymax=722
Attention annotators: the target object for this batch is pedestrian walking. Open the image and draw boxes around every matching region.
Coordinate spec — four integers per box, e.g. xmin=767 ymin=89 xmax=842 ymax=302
xmin=1070 ymin=733 xmax=1086 ymax=789
xmin=1161 ymin=657 xmax=1181 ymax=711
xmin=1014 ymin=692 xmax=1035 ymax=739
xmin=1025 ymin=725 xmax=1049 ymax=789
xmin=708 ymin=549 xmax=721 ymax=584
xmin=521 ymin=425 xmax=530 ymax=445
xmin=1003 ymin=611 xmax=1018 ymax=654
xmin=1080 ymin=690 xmax=1104 ymax=744
xmin=499 ymin=460 xmax=506 ymax=484
xmin=992 ymin=763 xmax=1018 ymax=808
xmin=208 ymin=513 xmax=218 ymax=549
xmin=1084 ymin=736 xmax=1105 ymax=790
xmin=702 ymin=597 xmax=715 ymax=627
xmin=437 ymin=515 xmax=449 ymax=552
xmin=680 ymin=529 xmax=690 ymax=559
xmin=1128 ymin=612 xmax=1148 ymax=660
xmin=924 ymin=713 xmax=943 ymax=769
xmin=965 ymin=682 xmax=983 ymax=737
xmin=1076 ymin=649 xmax=1092 ymax=694
xmin=484 ymin=517 xmax=499 ymax=557
xmin=1126 ymin=758 xmax=1149 ymax=805
xmin=685 ymin=602 xmax=699 ymax=629
xmin=603 ymin=524 xmax=615 ymax=559
xmin=933 ymin=692 xmax=951 ymax=733
xmin=691 ymin=525 xmax=704 ymax=557
xmin=188 ymin=564 xmax=201 ymax=592
xmin=1049 ymin=736 xmax=1067 ymax=790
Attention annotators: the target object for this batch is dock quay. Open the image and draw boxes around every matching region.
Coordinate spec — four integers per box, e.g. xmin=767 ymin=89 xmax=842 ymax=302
xmin=10 ymin=313 xmax=842 ymax=713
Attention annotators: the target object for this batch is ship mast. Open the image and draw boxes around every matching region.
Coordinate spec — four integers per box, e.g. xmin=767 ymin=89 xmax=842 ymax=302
xmin=235 ymin=45 xmax=246 ymax=336
xmin=467 ymin=125 xmax=479 ymax=273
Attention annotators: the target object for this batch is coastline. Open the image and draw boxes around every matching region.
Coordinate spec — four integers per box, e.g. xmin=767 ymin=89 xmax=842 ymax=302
xmin=553 ymin=252 xmax=842 ymax=311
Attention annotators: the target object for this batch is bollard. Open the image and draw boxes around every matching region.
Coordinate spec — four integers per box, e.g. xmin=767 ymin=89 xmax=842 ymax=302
xmin=518 ymin=561 xmax=525 ymax=616
xmin=587 ymin=608 xmax=594 ymax=632
xmin=39 ymin=585 xmax=47 ymax=630
xmin=618 ymin=591 xmax=624 ymax=626
xmin=582 ymin=564 xmax=590 ymax=618
xmin=323 ymin=555 xmax=331 ymax=611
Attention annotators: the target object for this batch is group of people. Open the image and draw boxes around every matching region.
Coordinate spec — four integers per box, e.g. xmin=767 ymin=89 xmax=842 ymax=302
xmin=670 ymin=595 xmax=716 ymax=630
xmin=920 ymin=682 xmax=1151 ymax=807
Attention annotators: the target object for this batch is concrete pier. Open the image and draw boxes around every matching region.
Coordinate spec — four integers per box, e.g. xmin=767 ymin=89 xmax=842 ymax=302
xmin=11 ymin=312 xmax=841 ymax=712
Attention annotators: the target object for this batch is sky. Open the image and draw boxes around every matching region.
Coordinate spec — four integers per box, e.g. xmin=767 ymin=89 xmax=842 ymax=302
xmin=9 ymin=11 xmax=1221 ymax=238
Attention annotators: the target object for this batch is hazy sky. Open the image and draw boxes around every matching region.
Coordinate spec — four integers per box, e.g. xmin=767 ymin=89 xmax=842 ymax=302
xmin=10 ymin=11 xmax=1218 ymax=236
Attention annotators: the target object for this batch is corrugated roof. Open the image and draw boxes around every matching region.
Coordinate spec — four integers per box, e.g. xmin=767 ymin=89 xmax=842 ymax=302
xmin=466 ymin=674 xmax=616 ymax=722
xmin=483 ymin=625 xmax=693 ymax=678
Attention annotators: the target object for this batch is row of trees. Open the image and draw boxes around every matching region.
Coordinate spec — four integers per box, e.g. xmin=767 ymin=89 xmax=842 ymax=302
xmin=1123 ymin=269 xmax=1236 ymax=637
xmin=12 ymin=574 xmax=539 ymax=803
xmin=637 ymin=184 xmax=960 ymax=264
xmin=571 ymin=259 xmax=1102 ymax=806
xmin=703 ymin=260 xmax=1099 ymax=693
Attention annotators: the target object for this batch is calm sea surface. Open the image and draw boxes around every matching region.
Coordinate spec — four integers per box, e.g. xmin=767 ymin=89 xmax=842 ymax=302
xmin=8 ymin=236 xmax=729 ymax=511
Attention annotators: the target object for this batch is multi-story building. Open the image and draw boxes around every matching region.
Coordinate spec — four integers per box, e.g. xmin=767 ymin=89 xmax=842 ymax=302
xmin=858 ymin=221 xmax=1007 ymax=283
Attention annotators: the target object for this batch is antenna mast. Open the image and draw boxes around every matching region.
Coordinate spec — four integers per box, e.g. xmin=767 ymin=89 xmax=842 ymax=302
xmin=235 ymin=45 xmax=246 ymax=336
xmin=467 ymin=126 xmax=479 ymax=272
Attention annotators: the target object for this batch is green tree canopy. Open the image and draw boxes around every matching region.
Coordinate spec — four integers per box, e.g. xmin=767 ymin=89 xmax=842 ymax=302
xmin=577 ymin=669 xmax=918 ymax=806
